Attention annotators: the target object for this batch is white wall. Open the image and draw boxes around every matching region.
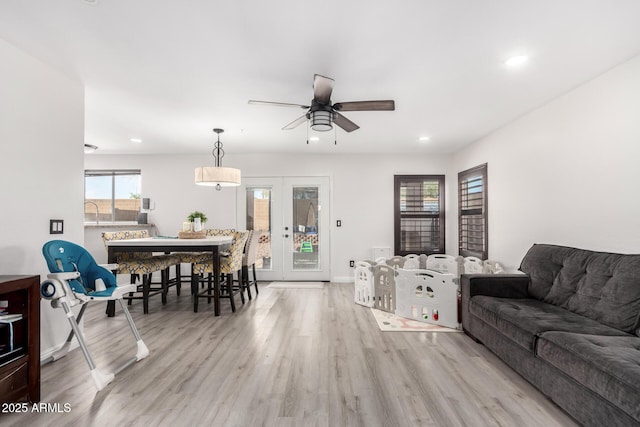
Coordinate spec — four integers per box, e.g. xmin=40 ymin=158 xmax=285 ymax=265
xmin=85 ymin=152 xmax=453 ymax=281
xmin=0 ymin=39 xmax=84 ymax=355
xmin=453 ymin=54 xmax=640 ymax=271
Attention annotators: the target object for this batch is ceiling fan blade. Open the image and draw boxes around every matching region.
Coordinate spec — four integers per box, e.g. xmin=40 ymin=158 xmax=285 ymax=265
xmin=333 ymin=112 xmax=360 ymax=132
xmin=313 ymin=74 xmax=335 ymax=105
xmin=332 ymin=100 xmax=395 ymax=112
xmin=282 ymin=114 xmax=308 ymax=130
xmin=248 ymin=100 xmax=309 ymax=109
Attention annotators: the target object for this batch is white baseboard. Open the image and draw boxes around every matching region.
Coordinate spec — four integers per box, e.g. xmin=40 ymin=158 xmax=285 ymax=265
xmin=40 ymin=339 xmax=79 ymax=364
xmin=331 ymin=276 xmax=354 ymax=283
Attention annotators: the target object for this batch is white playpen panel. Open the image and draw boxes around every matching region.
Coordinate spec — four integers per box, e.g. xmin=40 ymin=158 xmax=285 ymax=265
xmin=385 ymin=256 xmax=405 ymax=269
xmin=463 ymin=256 xmax=484 ymax=274
xmin=354 ymin=261 xmax=375 ymax=307
xmin=395 ymin=269 xmax=459 ymax=329
xmin=373 ymin=264 xmax=396 ymax=313
xmin=403 ymin=254 xmax=420 ymax=270
xmin=426 ymin=254 xmax=463 ymax=276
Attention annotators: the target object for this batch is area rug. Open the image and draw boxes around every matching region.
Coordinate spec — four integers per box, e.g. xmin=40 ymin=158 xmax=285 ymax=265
xmin=370 ymin=308 xmax=462 ymax=332
xmin=266 ymin=282 xmax=324 ymax=289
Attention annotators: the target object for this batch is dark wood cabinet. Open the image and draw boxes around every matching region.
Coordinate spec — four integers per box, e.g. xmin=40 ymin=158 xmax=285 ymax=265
xmin=0 ymin=275 xmax=40 ymax=403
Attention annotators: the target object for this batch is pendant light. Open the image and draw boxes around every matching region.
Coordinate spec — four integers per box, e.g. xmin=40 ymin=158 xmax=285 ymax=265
xmin=194 ymin=128 xmax=241 ymax=190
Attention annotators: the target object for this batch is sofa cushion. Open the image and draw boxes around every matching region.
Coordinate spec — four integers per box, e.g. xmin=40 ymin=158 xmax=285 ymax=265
xmin=520 ymin=244 xmax=640 ymax=334
xmin=536 ymin=332 xmax=640 ymax=422
xmin=469 ymin=296 xmax=629 ymax=352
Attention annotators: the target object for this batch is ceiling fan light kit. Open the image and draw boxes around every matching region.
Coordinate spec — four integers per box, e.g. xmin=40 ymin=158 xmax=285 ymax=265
xmin=249 ymin=74 xmax=395 ymax=139
xmin=194 ymin=128 xmax=241 ymax=190
xmin=309 ymin=109 xmax=333 ymax=132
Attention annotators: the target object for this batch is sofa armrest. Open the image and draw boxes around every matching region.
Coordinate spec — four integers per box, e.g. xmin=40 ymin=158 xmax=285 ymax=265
xmin=461 ymin=274 xmax=529 ymax=299
xmin=461 ymin=274 xmax=530 ymax=333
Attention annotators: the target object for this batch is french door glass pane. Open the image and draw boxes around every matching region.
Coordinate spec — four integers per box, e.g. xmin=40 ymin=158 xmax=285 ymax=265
xmin=292 ymin=186 xmax=319 ymax=270
xmin=246 ymin=187 xmax=272 ymax=270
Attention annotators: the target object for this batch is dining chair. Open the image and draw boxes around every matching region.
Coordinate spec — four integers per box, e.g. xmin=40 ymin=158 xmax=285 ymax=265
xmin=241 ymin=230 xmax=263 ymax=300
xmin=192 ymin=230 xmax=249 ymax=313
xmin=176 ymin=228 xmax=236 ymax=288
xmin=101 ymin=230 xmax=180 ymax=314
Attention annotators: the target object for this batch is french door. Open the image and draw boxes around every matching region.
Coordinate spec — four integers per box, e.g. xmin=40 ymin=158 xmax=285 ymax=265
xmin=237 ymin=176 xmax=330 ymax=281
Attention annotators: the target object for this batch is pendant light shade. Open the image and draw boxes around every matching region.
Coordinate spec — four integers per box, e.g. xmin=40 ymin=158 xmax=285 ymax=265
xmin=194 ymin=166 xmax=241 ymax=187
xmin=194 ymin=128 xmax=241 ymax=190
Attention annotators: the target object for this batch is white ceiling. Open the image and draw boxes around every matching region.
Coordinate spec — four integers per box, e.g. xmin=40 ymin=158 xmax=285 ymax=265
xmin=1 ymin=1 xmax=640 ymax=155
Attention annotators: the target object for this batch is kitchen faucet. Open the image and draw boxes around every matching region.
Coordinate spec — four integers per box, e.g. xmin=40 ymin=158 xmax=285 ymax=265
xmin=84 ymin=201 xmax=100 ymax=224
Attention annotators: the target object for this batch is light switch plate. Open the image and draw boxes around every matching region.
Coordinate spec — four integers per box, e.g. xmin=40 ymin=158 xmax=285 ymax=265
xmin=50 ymin=219 xmax=64 ymax=234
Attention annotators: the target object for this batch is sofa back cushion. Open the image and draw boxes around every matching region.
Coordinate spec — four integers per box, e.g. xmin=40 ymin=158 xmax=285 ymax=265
xmin=520 ymin=244 xmax=640 ymax=334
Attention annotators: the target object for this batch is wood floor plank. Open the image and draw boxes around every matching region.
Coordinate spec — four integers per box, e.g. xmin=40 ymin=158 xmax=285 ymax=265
xmin=0 ymin=283 xmax=578 ymax=426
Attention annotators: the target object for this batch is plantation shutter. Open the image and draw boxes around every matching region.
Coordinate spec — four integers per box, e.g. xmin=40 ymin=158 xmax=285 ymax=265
xmin=394 ymin=175 xmax=445 ymax=256
xmin=458 ymin=164 xmax=487 ymax=259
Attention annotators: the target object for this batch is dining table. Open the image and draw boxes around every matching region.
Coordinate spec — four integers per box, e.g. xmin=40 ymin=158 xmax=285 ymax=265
xmin=105 ymin=236 xmax=233 ymax=316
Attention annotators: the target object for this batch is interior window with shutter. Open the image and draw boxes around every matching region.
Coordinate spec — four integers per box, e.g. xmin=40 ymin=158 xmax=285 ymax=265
xmin=458 ymin=164 xmax=488 ymax=259
xmin=394 ymin=175 xmax=445 ymax=256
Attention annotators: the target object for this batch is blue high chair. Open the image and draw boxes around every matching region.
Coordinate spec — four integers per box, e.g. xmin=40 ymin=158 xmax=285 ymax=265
xmin=41 ymin=240 xmax=149 ymax=391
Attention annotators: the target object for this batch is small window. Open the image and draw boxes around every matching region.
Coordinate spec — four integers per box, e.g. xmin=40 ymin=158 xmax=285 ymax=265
xmin=394 ymin=175 xmax=445 ymax=256
xmin=84 ymin=170 xmax=141 ymax=223
xmin=458 ymin=164 xmax=488 ymax=259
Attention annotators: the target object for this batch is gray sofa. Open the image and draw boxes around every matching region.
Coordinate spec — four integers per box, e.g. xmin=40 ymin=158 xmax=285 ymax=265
xmin=461 ymin=244 xmax=640 ymax=426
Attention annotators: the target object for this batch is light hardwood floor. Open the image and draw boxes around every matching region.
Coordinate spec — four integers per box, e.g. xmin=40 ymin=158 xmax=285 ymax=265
xmin=1 ymin=283 xmax=577 ymax=426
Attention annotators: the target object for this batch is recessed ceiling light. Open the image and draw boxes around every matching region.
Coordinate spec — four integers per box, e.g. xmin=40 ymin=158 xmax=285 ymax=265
xmin=418 ymin=136 xmax=430 ymax=142
xmin=504 ymin=55 xmax=528 ymax=67
xmin=82 ymin=0 xmax=99 ymax=5
xmin=309 ymin=136 xmax=319 ymax=142
xmin=130 ymin=138 xmax=143 ymax=143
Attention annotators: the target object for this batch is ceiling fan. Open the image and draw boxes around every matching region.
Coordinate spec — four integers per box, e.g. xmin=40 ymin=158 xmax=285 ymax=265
xmin=248 ymin=74 xmax=395 ymax=133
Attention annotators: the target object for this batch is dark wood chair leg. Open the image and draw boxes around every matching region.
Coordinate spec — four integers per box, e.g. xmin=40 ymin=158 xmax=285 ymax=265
xmin=143 ymin=274 xmax=150 ymax=314
xmin=242 ymin=265 xmax=252 ymax=300
xmin=252 ymin=264 xmax=259 ymax=295
xmin=207 ymin=273 xmax=213 ymax=304
xmin=227 ymin=273 xmax=236 ymax=312
xmin=129 ymin=274 xmax=137 ymax=305
xmin=193 ymin=274 xmax=200 ymax=312
xmin=161 ymin=268 xmax=168 ymax=305
xmin=237 ymin=270 xmax=246 ymax=305
xmin=175 ymin=264 xmax=182 ymax=296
